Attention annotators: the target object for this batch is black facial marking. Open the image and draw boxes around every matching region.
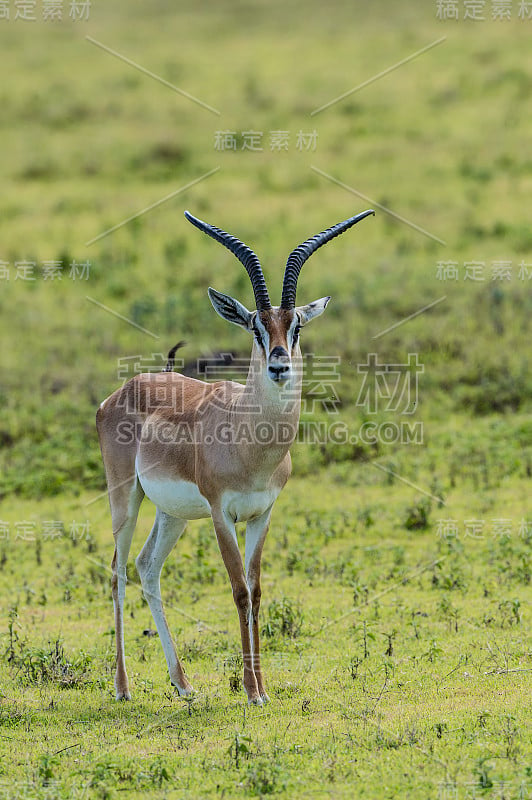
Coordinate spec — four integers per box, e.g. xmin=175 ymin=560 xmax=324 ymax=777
xmin=252 ymin=323 xmax=264 ymax=348
xmin=292 ymin=323 xmax=301 ymax=347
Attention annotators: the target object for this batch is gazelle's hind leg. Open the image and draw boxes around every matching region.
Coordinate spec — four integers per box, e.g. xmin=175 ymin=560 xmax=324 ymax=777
xmin=110 ymin=478 xmax=144 ymax=700
xmin=245 ymin=506 xmax=273 ymax=703
xmin=136 ymin=509 xmax=193 ymax=697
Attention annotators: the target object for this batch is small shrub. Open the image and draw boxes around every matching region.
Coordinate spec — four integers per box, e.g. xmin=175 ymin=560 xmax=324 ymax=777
xmin=245 ymin=757 xmax=286 ymax=796
xmin=224 ymin=654 xmax=243 ymax=694
xmin=262 ymin=597 xmax=303 ymax=641
xmin=498 ymin=598 xmax=522 ymax=627
xmin=7 ymin=637 xmax=95 ymax=689
xmin=227 ymin=732 xmax=252 ymax=769
xmin=147 ymin=756 xmax=172 ymax=788
xmin=403 ymin=497 xmax=431 ymax=530
xmin=37 ymin=754 xmax=58 ymax=787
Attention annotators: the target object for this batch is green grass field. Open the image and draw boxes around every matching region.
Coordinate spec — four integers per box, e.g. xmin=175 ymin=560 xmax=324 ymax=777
xmin=0 ymin=1 xmax=531 ymax=797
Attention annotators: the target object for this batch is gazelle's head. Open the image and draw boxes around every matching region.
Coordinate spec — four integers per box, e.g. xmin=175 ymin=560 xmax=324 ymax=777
xmin=184 ymin=209 xmax=374 ymax=386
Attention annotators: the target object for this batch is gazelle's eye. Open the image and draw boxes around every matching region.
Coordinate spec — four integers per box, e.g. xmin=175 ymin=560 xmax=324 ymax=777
xmin=292 ymin=324 xmax=301 ymax=345
xmin=253 ymin=326 xmax=263 ymax=347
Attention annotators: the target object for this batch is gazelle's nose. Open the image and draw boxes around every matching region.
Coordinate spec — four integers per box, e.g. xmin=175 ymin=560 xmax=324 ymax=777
xmin=268 ymin=346 xmax=290 ymax=382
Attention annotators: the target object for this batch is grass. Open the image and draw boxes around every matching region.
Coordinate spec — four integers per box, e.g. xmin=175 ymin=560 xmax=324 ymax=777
xmin=0 ymin=0 xmax=531 ymax=796
xmin=0 ymin=459 xmax=530 ymax=798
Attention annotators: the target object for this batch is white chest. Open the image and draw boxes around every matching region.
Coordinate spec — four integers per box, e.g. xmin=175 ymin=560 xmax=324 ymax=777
xmin=221 ymin=487 xmax=280 ymax=523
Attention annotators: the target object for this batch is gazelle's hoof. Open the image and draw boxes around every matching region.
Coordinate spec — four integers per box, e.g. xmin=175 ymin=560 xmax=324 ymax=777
xmin=260 ymin=692 xmax=270 ymax=704
xmin=248 ymin=695 xmax=263 ymax=707
xmin=172 ymin=681 xmax=195 ymax=699
xmin=115 ymin=689 xmax=132 ymax=701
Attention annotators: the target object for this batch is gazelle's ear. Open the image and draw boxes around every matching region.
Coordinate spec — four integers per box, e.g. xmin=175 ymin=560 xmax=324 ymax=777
xmin=208 ymin=287 xmax=254 ymax=330
xmin=296 ymin=296 xmax=331 ymax=325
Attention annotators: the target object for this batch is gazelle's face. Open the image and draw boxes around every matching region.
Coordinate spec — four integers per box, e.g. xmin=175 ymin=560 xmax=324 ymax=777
xmin=253 ymin=308 xmax=300 ymax=384
xmin=207 ymin=288 xmax=331 ymax=387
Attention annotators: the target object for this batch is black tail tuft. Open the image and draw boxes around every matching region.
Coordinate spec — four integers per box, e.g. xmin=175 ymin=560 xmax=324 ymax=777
xmin=164 ymin=341 xmax=186 ymax=372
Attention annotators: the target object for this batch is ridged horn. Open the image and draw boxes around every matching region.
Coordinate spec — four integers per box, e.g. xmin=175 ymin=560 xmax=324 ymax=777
xmin=184 ymin=211 xmax=272 ymax=311
xmin=280 ymin=210 xmax=375 ymax=309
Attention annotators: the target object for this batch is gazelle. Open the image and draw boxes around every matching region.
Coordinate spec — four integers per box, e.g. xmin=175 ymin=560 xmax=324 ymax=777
xmin=96 ymin=208 xmax=374 ymax=705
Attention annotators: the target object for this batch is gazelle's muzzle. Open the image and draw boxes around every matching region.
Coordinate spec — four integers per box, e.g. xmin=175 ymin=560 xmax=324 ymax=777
xmin=268 ymin=346 xmax=290 ymax=383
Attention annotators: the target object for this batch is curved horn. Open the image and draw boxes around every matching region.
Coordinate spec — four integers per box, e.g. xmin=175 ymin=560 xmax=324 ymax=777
xmin=184 ymin=211 xmax=272 ymax=311
xmin=280 ymin=209 xmax=375 ymax=309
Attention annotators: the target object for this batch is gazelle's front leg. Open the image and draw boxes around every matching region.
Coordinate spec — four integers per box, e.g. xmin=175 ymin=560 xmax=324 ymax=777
xmin=211 ymin=507 xmax=262 ymax=705
xmin=245 ymin=506 xmax=273 ymax=703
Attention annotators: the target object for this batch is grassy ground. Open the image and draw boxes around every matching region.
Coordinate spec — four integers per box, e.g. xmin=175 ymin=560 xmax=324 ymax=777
xmin=0 ymin=464 xmax=530 ymax=799
xmin=0 ymin=0 xmax=531 ymax=797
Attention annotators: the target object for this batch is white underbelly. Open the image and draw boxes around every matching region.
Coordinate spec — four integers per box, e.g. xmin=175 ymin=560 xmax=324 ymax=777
xmin=137 ymin=471 xmax=211 ymax=520
xmin=136 ymin=457 xmax=280 ymax=523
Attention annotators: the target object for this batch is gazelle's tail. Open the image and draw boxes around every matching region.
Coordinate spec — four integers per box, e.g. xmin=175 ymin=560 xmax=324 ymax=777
xmin=163 ymin=341 xmax=186 ymax=372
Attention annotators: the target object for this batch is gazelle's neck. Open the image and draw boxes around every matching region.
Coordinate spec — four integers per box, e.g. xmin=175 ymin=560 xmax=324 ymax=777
xmin=233 ymin=343 xmax=302 ymax=454
xmin=244 ymin=342 xmax=301 ymax=406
